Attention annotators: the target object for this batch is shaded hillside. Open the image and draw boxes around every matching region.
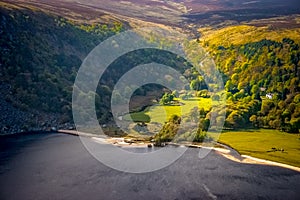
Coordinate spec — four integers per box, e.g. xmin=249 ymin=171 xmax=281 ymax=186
xmin=0 ymin=5 xmax=123 ymax=133
xmin=0 ymin=4 xmax=191 ymax=134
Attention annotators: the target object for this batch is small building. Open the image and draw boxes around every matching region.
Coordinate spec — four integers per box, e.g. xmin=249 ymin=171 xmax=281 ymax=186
xmin=266 ymin=93 xmax=273 ymax=99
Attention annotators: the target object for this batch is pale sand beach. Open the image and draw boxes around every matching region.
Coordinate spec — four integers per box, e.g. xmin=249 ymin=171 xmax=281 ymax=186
xmin=58 ymin=129 xmax=300 ymax=172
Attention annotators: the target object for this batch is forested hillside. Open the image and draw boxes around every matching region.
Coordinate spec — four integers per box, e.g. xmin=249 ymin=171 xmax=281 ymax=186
xmin=0 ymin=4 xmax=123 ymax=133
xmin=199 ymin=25 xmax=300 ymax=133
xmin=0 ymin=3 xmax=190 ymax=134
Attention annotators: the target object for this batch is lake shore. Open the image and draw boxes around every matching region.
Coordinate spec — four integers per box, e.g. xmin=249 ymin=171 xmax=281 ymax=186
xmin=58 ymin=129 xmax=300 ymax=172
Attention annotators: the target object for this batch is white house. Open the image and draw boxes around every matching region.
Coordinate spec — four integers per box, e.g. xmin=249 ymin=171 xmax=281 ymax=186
xmin=266 ymin=93 xmax=273 ymax=99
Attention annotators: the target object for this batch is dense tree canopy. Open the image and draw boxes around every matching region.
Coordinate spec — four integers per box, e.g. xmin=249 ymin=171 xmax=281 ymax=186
xmin=210 ymin=38 xmax=300 ymax=132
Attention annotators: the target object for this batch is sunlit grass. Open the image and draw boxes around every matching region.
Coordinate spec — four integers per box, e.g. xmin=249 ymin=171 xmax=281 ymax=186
xmin=146 ymin=97 xmax=211 ymax=123
xmin=218 ymin=129 xmax=300 ymax=167
xmin=124 ymin=97 xmax=211 ymax=123
xmin=199 ymin=25 xmax=300 ymax=49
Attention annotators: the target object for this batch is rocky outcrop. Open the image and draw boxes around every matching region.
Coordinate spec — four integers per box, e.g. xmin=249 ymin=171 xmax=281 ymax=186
xmin=0 ymin=84 xmax=74 ymax=135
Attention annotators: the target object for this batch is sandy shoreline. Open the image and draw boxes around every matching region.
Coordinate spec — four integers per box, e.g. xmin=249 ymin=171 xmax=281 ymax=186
xmin=213 ymin=143 xmax=300 ymax=173
xmin=58 ymin=129 xmax=300 ymax=172
xmin=58 ymin=129 xmax=152 ymax=148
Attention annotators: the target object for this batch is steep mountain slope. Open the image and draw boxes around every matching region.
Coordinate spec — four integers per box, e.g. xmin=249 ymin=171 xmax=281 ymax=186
xmin=0 ymin=2 xmax=188 ymax=134
xmin=0 ymin=2 xmax=124 ymax=133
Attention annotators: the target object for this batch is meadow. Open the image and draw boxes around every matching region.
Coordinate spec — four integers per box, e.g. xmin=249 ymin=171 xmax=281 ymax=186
xmin=124 ymin=97 xmax=211 ymax=124
xmin=218 ymin=129 xmax=300 ymax=167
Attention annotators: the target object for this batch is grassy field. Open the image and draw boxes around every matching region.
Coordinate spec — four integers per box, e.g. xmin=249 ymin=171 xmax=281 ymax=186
xmin=199 ymin=25 xmax=300 ymax=49
xmin=218 ymin=129 xmax=300 ymax=167
xmin=124 ymin=97 xmax=211 ymax=124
